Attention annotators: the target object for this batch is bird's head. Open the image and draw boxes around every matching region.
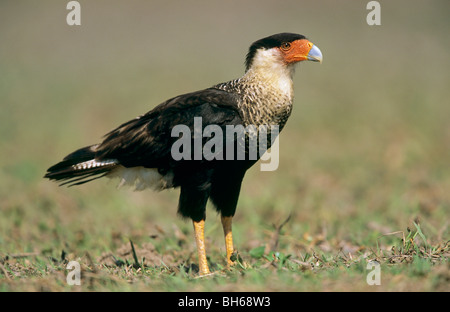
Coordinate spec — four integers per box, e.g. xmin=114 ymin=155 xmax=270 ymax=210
xmin=245 ymin=33 xmax=322 ymax=73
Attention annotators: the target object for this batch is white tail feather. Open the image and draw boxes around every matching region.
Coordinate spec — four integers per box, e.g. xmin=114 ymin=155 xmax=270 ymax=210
xmin=108 ymin=166 xmax=174 ymax=191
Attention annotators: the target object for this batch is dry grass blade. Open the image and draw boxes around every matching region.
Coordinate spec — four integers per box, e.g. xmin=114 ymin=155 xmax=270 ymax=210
xmin=266 ymin=213 xmax=292 ymax=253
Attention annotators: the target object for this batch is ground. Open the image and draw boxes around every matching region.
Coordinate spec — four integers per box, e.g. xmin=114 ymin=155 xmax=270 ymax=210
xmin=0 ymin=0 xmax=449 ymax=291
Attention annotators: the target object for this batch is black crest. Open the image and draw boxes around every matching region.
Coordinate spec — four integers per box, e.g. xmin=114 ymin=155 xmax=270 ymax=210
xmin=245 ymin=33 xmax=306 ymax=71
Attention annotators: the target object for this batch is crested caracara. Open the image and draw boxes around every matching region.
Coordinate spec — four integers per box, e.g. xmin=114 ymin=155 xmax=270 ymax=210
xmin=45 ymin=33 xmax=322 ymax=275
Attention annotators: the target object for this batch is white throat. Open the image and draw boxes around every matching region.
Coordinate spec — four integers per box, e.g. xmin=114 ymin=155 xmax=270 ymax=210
xmin=244 ymin=48 xmax=295 ymax=97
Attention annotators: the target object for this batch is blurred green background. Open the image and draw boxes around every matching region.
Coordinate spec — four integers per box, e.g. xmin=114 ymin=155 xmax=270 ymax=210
xmin=0 ymin=0 xmax=449 ymax=291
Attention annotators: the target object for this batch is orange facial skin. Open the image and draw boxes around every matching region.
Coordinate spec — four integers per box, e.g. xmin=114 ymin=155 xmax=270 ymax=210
xmin=279 ymin=39 xmax=315 ymax=64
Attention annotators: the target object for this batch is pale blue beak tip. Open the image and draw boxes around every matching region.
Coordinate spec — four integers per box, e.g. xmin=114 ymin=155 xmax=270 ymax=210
xmin=307 ymin=45 xmax=323 ymax=63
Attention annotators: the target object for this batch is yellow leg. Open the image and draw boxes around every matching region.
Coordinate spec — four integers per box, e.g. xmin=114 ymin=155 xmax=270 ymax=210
xmin=221 ymin=216 xmax=235 ymax=267
xmin=193 ymin=220 xmax=210 ymax=275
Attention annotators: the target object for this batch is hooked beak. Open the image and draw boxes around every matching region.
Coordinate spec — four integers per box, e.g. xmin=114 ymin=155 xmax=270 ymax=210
xmin=307 ymin=44 xmax=323 ymax=63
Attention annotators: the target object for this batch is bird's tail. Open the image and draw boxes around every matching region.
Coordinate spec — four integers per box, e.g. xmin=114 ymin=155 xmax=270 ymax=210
xmin=44 ymin=145 xmax=118 ymax=187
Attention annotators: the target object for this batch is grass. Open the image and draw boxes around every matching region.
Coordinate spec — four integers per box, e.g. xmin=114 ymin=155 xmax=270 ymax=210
xmin=1 ymin=220 xmax=448 ymax=292
xmin=0 ymin=0 xmax=449 ymax=291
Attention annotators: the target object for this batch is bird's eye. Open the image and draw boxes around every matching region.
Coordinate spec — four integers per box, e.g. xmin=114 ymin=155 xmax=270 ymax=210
xmin=280 ymin=42 xmax=291 ymax=51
